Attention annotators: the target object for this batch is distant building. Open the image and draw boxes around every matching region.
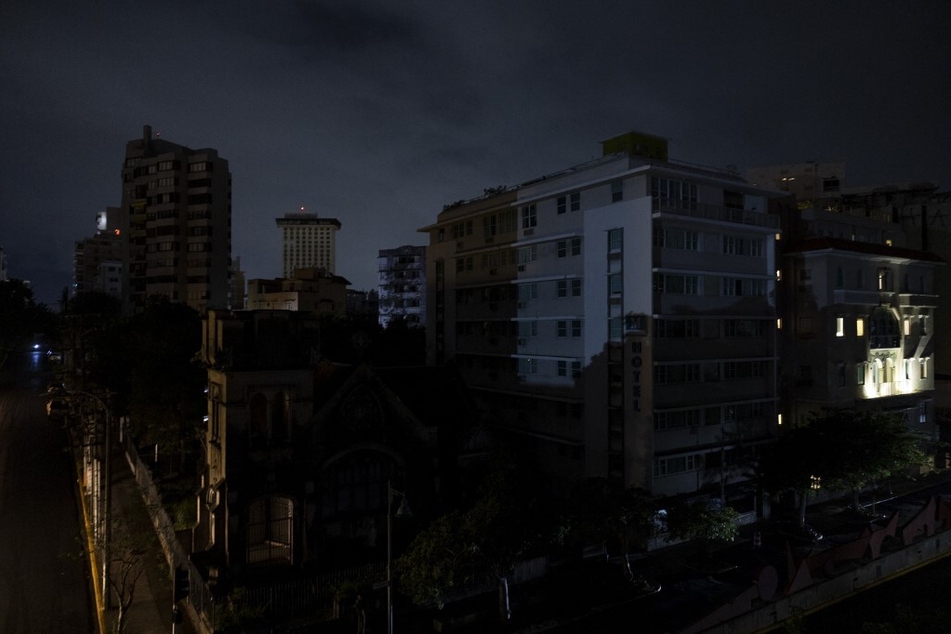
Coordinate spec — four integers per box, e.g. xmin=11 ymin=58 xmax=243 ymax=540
xmin=230 ymin=257 xmax=246 ymax=310
xmin=73 ymin=213 xmax=123 ymax=298
xmin=747 ymin=162 xmax=845 ymax=202
xmin=276 ymin=210 xmax=341 ymax=278
xmin=346 ymin=288 xmax=379 ymax=320
xmin=420 ymin=131 xmax=786 ymax=509
xmin=378 ymin=245 xmax=426 ymax=329
xmin=119 ymin=125 xmax=232 ymax=313
xmin=246 ymin=267 xmax=350 ymax=317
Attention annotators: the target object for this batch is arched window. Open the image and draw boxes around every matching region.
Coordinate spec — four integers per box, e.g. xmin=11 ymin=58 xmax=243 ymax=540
xmin=249 ymin=392 xmax=268 ymax=447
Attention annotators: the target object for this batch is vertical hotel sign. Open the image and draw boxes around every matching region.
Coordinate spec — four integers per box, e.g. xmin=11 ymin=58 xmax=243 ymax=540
xmin=625 ymin=313 xmax=652 ymax=488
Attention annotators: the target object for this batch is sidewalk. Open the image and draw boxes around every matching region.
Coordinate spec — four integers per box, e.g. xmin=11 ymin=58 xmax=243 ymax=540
xmin=77 ymin=437 xmax=181 ymax=633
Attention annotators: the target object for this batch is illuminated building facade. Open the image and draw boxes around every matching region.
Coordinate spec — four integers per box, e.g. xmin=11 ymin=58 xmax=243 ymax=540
xmin=378 ymin=245 xmax=426 ymax=329
xmin=119 ymin=125 xmax=232 ymax=313
xmin=421 ymin=132 xmax=786 ymax=507
xmin=779 ymin=229 xmax=941 ymax=438
xmin=276 ymin=211 xmax=341 ymax=278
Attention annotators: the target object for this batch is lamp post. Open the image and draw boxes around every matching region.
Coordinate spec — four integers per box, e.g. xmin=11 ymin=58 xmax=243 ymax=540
xmin=386 ymin=480 xmax=411 ymax=634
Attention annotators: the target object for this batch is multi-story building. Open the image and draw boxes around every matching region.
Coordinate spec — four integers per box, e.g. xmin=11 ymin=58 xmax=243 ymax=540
xmin=420 ymin=132 xmax=786 ymax=508
xmin=230 ymin=256 xmax=246 ymax=310
xmin=246 ymin=267 xmax=350 ymax=317
xmin=378 ymin=245 xmax=426 ymax=329
xmin=747 ymin=162 xmax=845 ymax=202
xmin=73 ymin=207 xmax=123 ymax=297
xmin=277 ymin=210 xmax=341 ymax=278
xmin=119 ymin=125 xmax=232 ymax=313
xmin=346 ymin=289 xmax=379 ymax=320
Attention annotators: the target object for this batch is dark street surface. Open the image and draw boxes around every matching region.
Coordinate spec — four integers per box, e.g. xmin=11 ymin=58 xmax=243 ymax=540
xmin=0 ymin=348 xmax=96 ymax=633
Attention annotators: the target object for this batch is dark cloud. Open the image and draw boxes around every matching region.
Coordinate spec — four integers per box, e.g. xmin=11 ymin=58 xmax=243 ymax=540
xmin=2 ymin=1 xmax=949 ymax=305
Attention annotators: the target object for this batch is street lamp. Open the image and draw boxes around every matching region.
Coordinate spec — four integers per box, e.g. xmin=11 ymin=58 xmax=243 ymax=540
xmin=386 ymin=480 xmax=411 ymax=634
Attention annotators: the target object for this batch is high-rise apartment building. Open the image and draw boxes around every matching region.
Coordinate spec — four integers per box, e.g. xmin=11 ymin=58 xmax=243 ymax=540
xmin=119 ymin=125 xmax=232 ymax=313
xmin=276 ymin=210 xmax=341 ymax=278
xmin=378 ymin=245 xmax=426 ymax=329
xmin=421 ymin=132 xmax=786 ymax=508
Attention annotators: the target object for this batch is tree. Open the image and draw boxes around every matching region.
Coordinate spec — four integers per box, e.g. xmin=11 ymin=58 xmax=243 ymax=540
xmin=567 ymin=478 xmax=655 ymax=579
xmin=0 ymin=279 xmax=54 ymax=355
xmin=665 ymin=502 xmax=740 ymax=553
xmin=126 ymin=298 xmax=205 ymax=476
xmin=397 ymin=466 xmax=552 ymax=622
xmin=760 ymin=409 xmax=927 ymax=522
xmin=817 ymin=409 xmax=927 ymax=510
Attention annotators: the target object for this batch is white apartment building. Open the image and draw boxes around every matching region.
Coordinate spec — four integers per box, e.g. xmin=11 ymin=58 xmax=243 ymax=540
xmin=421 ymin=132 xmax=787 ymax=507
xmin=276 ymin=210 xmax=341 ymax=278
xmin=378 ymin=245 xmax=427 ymax=329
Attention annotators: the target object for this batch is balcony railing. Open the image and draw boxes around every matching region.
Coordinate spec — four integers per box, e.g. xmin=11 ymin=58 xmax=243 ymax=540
xmin=652 ymin=198 xmax=779 ymax=229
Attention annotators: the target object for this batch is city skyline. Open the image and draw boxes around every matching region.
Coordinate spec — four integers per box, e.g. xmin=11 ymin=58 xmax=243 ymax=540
xmin=3 ymin=1 xmax=950 ymax=306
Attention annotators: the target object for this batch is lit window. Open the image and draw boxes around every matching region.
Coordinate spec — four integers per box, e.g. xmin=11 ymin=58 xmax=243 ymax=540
xmin=835 ymin=316 xmax=844 ymax=337
xmin=904 ymin=318 xmax=911 ymax=336
xmin=856 ymin=317 xmax=865 ymax=337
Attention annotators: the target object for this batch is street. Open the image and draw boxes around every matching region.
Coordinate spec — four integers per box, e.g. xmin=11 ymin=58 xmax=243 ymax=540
xmin=0 ymin=349 xmax=96 ymax=633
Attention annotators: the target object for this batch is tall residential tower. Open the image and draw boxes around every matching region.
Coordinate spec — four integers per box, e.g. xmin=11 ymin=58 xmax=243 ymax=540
xmin=119 ymin=125 xmax=232 ymax=313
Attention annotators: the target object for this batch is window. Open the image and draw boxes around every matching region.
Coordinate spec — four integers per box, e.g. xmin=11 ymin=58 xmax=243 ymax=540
xmin=517 ymin=245 xmax=537 ymax=264
xmin=499 ymin=210 xmax=517 ymax=234
xmin=856 ymin=362 xmax=866 ymax=385
xmin=518 ymin=358 xmax=538 ymax=375
xmin=655 ymin=319 xmax=700 ymax=338
xmin=856 ymin=317 xmax=865 ymax=337
xmin=557 ymin=360 xmax=580 ymax=378
xmin=482 ymin=216 xmax=496 ymax=238
xmin=557 ymin=241 xmax=567 ymax=258
xmin=608 ymin=228 xmax=623 ymax=252
xmin=609 ymin=317 xmax=622 ymax=341
xmin=877 ymin=268 xmax=892 ymax=291
xmin=611 ymin=179 xmax=624 ymax=202
xmin=571 ymin=238 xmax=581 ymax=256
xmin=557 ymin=320 xmax=582 ymax=338
xmin=609 ymin=273 xmax=622 ymax=295
xmin=557 ymin=238 xmax=582 ymax=258
xmin=556 ymin=279 xmax=582 ymax=298
xmin=723 ymin=361 xmax=766 ymax=380
xmin=836 ymin=267 xmax=844 ymax=288
xmin=521 ymin=204 xmax=537 ymax=229
xmin=920 ymin=358 xmax=929 ymax=379
xmin=836 ymin=316 xmax=845 ymax=337
xmin=653 ymin=454 xmax=702 ymax=477
xmin=570 ymin=192 xmax=580 ymax=211
xmin=654 ymin=274 xmax=699 ymax=295
xmin=518 ymin=321 xmax=537 ymax=337
xmin=655 ymin=228 xmax=699 ymax=251
xmin=904 ymin=318 xmax=911 ymax=336
xmin=518 ymin=283 xmax=537 ymax=301
xmin=654 ymin=363 xmax=700 ymax=385
xmin=557 ymin=196 xmax=567 ymax=215
xmin=724 ymin=319 xmax=763 ymax=338
xmin=722 ymin=277 xmax=764 ymax=297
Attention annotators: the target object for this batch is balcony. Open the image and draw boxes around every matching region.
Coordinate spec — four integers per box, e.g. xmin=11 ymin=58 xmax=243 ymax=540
xmin=652 ymin=198 xmax=779 ymax=229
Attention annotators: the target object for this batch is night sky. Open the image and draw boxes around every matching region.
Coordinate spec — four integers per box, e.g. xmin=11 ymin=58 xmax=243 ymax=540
xmin=3 ymin=1 xmax=949 ymax=306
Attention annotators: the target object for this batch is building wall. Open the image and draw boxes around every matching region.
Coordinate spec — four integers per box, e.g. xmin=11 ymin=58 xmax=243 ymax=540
xmin=119 ymin=125 xmax=232 ymax=313
xmin=276 ymin=213 xmax=341 ymax=278
xmin=378 ymin=245 xmax=427 ymax=328
xmin=421 ymin=134 xmax=784 ymax=502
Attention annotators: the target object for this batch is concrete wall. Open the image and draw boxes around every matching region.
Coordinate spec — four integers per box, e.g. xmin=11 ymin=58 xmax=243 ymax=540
xmin=704 ymin=530 xmax=951 ymax=633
